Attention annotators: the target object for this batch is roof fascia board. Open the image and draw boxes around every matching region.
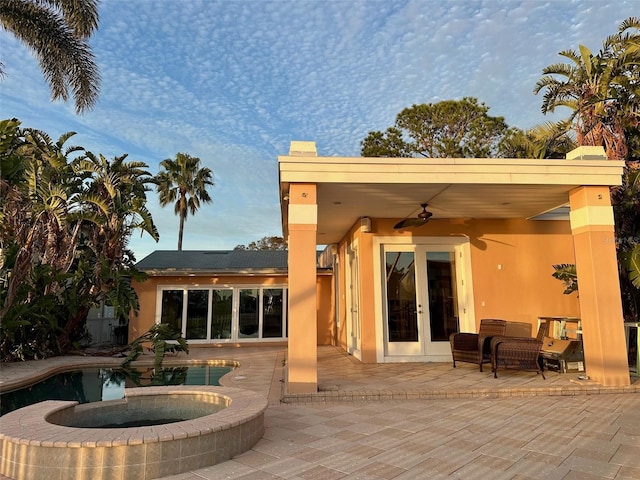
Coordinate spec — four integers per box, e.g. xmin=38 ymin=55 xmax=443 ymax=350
xmin=278 ymin=156 xmax=625 ymax=187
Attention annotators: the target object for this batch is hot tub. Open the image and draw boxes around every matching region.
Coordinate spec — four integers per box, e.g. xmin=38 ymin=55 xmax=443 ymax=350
xmin=0 ymin=386 xmax=267 ymax=480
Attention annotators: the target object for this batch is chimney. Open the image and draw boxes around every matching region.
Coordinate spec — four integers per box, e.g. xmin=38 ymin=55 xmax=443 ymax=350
xmin=566 ymin=146 xmax=607 ymax=160
xmin=288 ymin=141 xmax=317 ymax=156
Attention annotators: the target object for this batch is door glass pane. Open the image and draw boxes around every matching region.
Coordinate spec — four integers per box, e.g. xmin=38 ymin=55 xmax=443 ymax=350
xmin=160 ymin=290 xmax=183 ymax=333
xmin=186 ymin=290 xmax=208 ymax=339
xmin=262 ymin=289 xmax=283 ymax=338
xmin=426 ymin=252 xmax=459 ymax=341
xmin=239 ymin=289 xmax=259 ymax=338
xmin=385 ymin=252 xmax=418 ymax=342
xmin=211 ymin=289 xmax=233 ymax=339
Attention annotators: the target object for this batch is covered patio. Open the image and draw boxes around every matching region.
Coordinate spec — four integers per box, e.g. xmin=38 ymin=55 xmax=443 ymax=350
xmin=279 ymin=142 xmax=630 ymax=392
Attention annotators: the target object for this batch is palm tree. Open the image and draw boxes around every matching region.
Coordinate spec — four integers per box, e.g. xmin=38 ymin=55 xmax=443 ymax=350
xmin=498 ymin=122 xmax=576 ymax=159
xmin=155 ymin=153 xmax=214 ymax=251
xmin=0 ymin=0 xmax=100 ymax=113
xmin=1 ymin=119 xmax=160 ymax=358
xmin=0 ymin=123 xmax=84 ymax=317
xmin=534 ymin=17 xmax=640 ymax=160
xmin=54 ymin=152 xmax=159 ymax=349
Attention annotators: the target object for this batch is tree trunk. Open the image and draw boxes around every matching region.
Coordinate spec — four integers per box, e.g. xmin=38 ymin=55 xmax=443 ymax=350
xmin=58 ymin=305 xmax=90 ymax=351
xmin=178 ymin=212 xmax=185 ymax=251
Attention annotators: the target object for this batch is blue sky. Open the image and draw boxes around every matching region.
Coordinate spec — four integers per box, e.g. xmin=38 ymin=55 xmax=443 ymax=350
xmin=1 ymin=0 xmax=637 ymax=260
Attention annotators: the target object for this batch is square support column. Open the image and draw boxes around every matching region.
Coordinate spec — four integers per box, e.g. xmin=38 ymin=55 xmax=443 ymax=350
xmin=286 ymin=183 xmax=318 ymax=394
xmin=569 ymin=186 xmax=630 ymax=386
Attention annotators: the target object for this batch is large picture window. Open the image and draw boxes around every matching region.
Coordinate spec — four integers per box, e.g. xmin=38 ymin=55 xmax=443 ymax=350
xmin=158 ymin=286 xmax=287 ymax=342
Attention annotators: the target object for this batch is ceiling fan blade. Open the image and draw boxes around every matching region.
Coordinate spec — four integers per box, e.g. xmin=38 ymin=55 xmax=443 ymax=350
xmin=393 ymin=217 xmax=431 ymax=229
xmin=393 ymin=203 xmax=433 ymax=229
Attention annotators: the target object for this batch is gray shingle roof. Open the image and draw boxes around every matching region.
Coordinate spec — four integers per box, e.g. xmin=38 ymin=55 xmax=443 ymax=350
xmin=136 ymin=250 xmax=289 ymax=273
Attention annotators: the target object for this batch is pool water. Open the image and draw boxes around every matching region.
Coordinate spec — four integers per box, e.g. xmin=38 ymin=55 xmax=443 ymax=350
xmin=0 ymin=365 xmax=232 ymax=416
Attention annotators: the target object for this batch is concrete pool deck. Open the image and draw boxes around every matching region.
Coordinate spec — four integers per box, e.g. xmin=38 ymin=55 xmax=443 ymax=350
xmin=1 ymin=345 xmax=639 ymax=479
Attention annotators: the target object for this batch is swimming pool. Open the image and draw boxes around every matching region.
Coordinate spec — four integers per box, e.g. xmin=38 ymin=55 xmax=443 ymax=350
xmin=0 ymin=364 xmax=233 ymax=416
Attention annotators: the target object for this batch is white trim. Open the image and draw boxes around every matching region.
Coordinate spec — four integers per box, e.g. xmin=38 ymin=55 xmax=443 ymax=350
xmin=381 ymin=355 xmax=453 ymax=363
xmin=570 ymin=205 xmax=615 ymax=230
xmin=288 ymin=204 xmax=317 ymax=224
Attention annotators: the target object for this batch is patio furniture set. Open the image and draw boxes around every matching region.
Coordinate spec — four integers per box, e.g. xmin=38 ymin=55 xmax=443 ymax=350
xmin=450 ymin=318 xmax=551 ymax=379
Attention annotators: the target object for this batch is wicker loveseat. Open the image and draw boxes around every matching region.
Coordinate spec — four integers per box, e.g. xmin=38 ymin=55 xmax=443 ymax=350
xmin=490 ymin=321 xmax=549 ymax=379
xmin=450 ymin=319 xmax=506 ymax=371
xmin=450 ymin=319 xmax=533 ymax=372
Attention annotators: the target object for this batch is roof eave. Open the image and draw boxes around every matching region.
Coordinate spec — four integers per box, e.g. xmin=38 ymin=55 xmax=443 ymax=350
xmin=140 ymin=268 xmax=290 ymax=277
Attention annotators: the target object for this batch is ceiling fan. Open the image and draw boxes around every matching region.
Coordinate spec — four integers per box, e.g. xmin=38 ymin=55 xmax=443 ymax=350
xmin=394 ymin=203 xmax=433 ymax=229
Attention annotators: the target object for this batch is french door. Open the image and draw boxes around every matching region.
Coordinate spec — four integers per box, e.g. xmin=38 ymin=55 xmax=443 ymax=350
xmin=384 ymin=244 xmax=462 ymax=357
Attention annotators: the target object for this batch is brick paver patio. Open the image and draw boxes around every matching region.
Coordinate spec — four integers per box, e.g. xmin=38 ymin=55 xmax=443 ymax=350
xmin=1 ymin=345 xmax=638 ymax=479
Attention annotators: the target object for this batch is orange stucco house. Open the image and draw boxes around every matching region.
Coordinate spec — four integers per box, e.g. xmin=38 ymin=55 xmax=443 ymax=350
xmin=132 ymin=142 xmax=629 ymax=392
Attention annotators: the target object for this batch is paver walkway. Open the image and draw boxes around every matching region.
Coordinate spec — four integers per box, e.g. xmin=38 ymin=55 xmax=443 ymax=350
xmin=1 ymin=345 xmax=639 ymax=479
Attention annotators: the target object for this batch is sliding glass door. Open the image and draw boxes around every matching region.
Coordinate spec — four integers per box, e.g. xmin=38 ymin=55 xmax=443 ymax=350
xmin=158 ymin=286 xmax=287 ymax=342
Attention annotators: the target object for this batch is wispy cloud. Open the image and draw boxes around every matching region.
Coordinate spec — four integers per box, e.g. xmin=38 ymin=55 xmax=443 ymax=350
xmin=2 ymin=0 xmax=637 ymax=259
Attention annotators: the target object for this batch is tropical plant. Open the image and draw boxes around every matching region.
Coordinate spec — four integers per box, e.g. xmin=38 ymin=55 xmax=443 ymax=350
xmin=0 ymin=0 xmax=100 ymax=113
xmin=361 ymin=98 xmax=512 ymax=158
xmin=55 ymin=151 xmax=159 ymax=349
xmin=122 ymin=323 xmax=189 ymax=369
xmin=155 ymin=152 xmax=214 ymax=251
xmin=534 ymin=17 xmax=640 ymax=160
xmin=0 ymin=118 xmax=158 ymax=361
xmin=537 ymin=18 xmax=640 ymax=320
xmin=611 ymin=163 xmax=640 ymax=320
xmin=499 ymin=122 xmax=576 ymax=159
xmin=552 ymin=264 xmax=579 ymax=295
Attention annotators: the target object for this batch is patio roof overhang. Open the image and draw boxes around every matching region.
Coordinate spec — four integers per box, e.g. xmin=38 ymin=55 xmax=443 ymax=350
xmin=278 ymin=146 xmax=625 ymax=244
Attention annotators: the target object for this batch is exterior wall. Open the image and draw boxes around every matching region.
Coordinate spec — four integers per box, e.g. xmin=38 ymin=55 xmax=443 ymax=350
xmin=316 ymin=275 xmax=335 ymax=345
xmin=336 ymin=222 xmax=379 ymax=363
xmin=336 ymin=217 xmax=580 ymax=363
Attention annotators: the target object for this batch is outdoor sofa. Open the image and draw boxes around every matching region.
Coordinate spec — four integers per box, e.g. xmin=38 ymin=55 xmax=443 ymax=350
xmin=449 ymin=318 xmax=533 ymax=372
xmin=449 ymin=318 xmax=531 ymax=371
xmin=490 ymin=320 xmax=550 ymax=379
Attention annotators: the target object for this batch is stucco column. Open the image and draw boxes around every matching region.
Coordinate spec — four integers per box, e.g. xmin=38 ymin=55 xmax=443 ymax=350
xmin=569 ymin=185 xmax=630 ymax=386
xmin=287 ymin=183 xmax=318 ymax=394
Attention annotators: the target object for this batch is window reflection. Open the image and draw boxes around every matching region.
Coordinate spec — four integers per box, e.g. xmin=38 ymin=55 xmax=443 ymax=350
xmin=262 ymin=289 xmax=284 ymax=338
xmin=186 ymin=290 xmax=208 ymax=339
xmin=161 ymin=290 xmax=183 ymax=332
xmin=385 ymin=252 xmax=418 ymax=342
xmin=239 ymin=289 xmax=259 ymax=338
xmin=211 ymin=290 xmax=233 ymax=339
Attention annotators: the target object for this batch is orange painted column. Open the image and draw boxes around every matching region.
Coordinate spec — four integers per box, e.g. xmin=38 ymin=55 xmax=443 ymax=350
xmin=286 ymin=183 xmax=318 ymax=394
xmin=569 ymin=186 xmax=630 ymax=386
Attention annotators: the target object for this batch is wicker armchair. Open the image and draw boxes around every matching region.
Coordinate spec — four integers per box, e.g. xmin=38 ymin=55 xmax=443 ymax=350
xmin=490 ymin=321 xmax=549 ymax=379
xmin=449 ymin=319 xmax=507 ymax=371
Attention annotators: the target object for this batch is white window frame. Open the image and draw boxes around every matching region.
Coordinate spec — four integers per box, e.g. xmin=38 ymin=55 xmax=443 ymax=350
xmin=155 ymin=284 xmax=288 ymax=343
